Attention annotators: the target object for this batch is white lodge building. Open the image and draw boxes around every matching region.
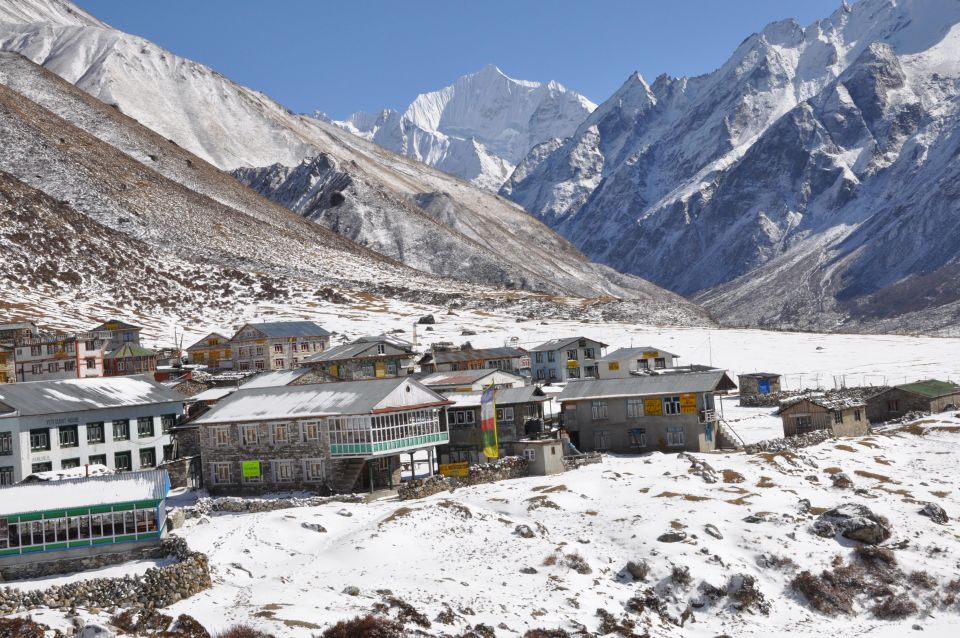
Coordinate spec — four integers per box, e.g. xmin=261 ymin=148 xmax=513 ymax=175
xmin=0 ymin=376 xmax=184 ymax=485
xmin=193 ymin=377 xmax=452 ymax=495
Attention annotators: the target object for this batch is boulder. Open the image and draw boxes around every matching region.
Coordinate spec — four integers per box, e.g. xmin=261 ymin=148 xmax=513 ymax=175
xmin=831 ymin=472 xmax=854 ymax=489
xmin=657 ymin=531 xmax=688 ymax=543
xmin=79 ymin=624 xmax=115 ymax=638
xmin=703 ymin=524 xmax=723 ymax=539
xmin=812 ymin=503 xmax=892 ymax=544
xmin=624 ymin=560 xmax=649 ymax=581
xmin=919 ymin=502 xmax=949 ymax=525
xmin=417 ymin=314 xmax=436 ymax=325
xmin=301 ymin=522 xmax=327 ymax=533
xmin=514 ymin=524 xmax=535 ymax=539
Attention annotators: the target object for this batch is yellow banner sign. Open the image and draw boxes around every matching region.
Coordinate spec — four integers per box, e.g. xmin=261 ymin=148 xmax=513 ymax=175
xmin=607 ymin=361 xmax=620 ymax=371
xmin=680 ymin=393 xmax=698 ymax=414
xmin=643 ymin=351 xmax=659 ymax=359
xmin=644 ymin=399 xmax=662 ymax=416
xmin=567 ymin=360 xmax=579 ymax=369
xmin=439 ymin=462 xmax=469 ymax=478
xmin=241 ymin=461 xmax=261 ymax=478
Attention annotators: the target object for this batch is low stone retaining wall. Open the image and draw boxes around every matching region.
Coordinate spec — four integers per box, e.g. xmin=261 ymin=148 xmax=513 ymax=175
xmin=398 ymin=456 xmax=529 ymax=500
xmin=181 ymin=493 xmax=364 ymax=519
xmin=0 ymin=537 xmax=211 ymax=614
xmin=740 ymin=386 xmax=888 ymax=408
xmin=744 ymin=429 xmax=834 ymax=454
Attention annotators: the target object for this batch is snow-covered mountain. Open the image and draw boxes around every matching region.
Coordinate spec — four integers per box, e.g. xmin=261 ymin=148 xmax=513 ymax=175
xmin=503 ymin=0 xmax=960 ymax=333
xmin=325 ymin=65 xmax=596 ymax=189
xmin=0 ymin=0 xmax=711 ymax=327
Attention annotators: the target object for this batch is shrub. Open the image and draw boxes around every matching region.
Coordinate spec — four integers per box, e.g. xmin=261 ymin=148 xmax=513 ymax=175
xmin=0 ymin=617 xmax=48 ymax=638
xmin=111 ymin=609 xmax=174 ymax=635
xmin=215 ymin=626 xmax=275 ymax=638
xmin=543 ymin=553 xmax=559 ymax=566
xmin=872 ymin=593 xmax=918 ymax=619
xmin=908 ymin=571 xmax=937 ymax=590
xmin=383 ymin=595 xmax=431 ymax=628
xmin=792 ymin=570 xmax=856 ymax=616
xmin=321 ymin=615 xmax=404 ymax=638
xmin=524 ymin=629 xmax=571 ymax=638
xmin=168 ymin=614 xmax=212 ymax=638
xmin=564 ymin=552 xmax=592 ymax=575
xmin=671 ymin=565 xmax=692 ymax=586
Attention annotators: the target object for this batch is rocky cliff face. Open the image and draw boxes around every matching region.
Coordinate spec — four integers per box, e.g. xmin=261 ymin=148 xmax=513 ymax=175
xmin=503 ymin=0 xmax=960 ymax=333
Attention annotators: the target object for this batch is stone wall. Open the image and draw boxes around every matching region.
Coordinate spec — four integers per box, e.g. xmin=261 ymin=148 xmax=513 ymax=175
xmin=740 ymin=386 xmax=887 ymax=408
xmin=158 ymin=455 xmax=200 ymax=489
xmin=0 ymin=537 xmax=211 ymax=614
xmin=743 ymin=429 xmax=834 ymax=454
xmin=398 ymin=456 xmax=529 ymax=500
xmin=181 ymin=493 xmax=363 ymax=519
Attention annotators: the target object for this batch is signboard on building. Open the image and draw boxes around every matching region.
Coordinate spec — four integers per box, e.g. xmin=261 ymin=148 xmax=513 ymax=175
xmin=644 ymin=399 xmax=662 ymax=416
xmin=567 ymin=360 xmax=579 ymax=369
xmin=241 ymin=461 xmax=261 ymax=478
xmin=643 ymin=351 xmax=659 ymax=359
xmin=680 ymin=393 xmax=698 ymax=414
xmin=607 ymin=362 xmax=620 ymax=371
xmin=519 ymin=357 xmax=531 ymax=369
xmin=439 ymin=462 xmax=469 ymax=478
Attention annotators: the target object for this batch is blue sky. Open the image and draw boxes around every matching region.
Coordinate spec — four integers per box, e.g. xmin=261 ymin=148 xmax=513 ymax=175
xmin=74 ymin=0 xmax=844 ymax=119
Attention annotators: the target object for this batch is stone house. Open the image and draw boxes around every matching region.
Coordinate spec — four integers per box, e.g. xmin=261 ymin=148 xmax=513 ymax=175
xmin=89 ymin=320 xmax=144 ymax=351
xmin=13 ymin=331 xmax=109 ymax=382
xmin=0 ymin=322 xmax=39 ymax=343
xmin=229 ymin=321 xmax=330 ymax=373
xmin=738 ymin=373 xmax=782 ymax=402
xmin=193 ymin=377 xmax=452 ymax=495
xmin=557 ymin=370 xmax=737 ymax=453
xmin=418 ymin=369 xmax=528 ymax=394
xmin=0 ymin=375 xmax=183 ymax=485
xmin=418 ymin=346 xmax=529 ymax=374
xmin=530 ymin=337 xmax=608 ymax=382
xmin=438 ymin=385 xmax=550 ymax=465
xmin=0 ymin=470 xmax=168 ymax=579
xmin=865 ymin=380 xmax=960 ymax=423
xmin=303 ymin=336 xmax=415 ymax=381
xmin=185 ymin=332 xmax=233 ymax=370
xmin=595 ymin=347 xmax=679 ymax=379
xmin=777 ymin=395 xmax=868 ymax=438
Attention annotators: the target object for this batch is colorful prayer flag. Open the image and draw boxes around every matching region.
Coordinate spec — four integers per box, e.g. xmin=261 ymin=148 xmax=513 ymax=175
xmin=481 ymin=385 xmax=498 ymax=459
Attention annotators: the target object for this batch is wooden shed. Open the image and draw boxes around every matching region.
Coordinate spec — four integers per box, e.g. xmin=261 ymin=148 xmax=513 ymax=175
xmin=777 ymin=395 xmax=868 ymax=438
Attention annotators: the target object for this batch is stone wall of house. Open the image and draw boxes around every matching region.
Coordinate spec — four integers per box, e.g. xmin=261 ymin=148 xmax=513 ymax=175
xmin=398 ymin=456 xmax=529 ymax=500
xmin=158 ymin=455 xmax=200 ymax=489
xmin=743 ymin=429 xmax=834 ymax=454
xmin=0 ymin=537 xmax=210 ymax=613
xmin=865 ymin=388 xmax=937 ymax=422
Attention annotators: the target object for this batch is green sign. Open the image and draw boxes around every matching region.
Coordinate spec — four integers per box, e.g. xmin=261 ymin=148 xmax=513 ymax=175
xmin=241 ymin=461 xmax=261 ymax=478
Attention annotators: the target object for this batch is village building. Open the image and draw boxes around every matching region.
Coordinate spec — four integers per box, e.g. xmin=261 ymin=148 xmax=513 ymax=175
xmin=865 ymin=380 xmax=960 ymax=423
xmin=0 ymin=322 xmax=39 ymax=343
xmin=0 ymin=470 xmax=169 ymax=579
xmin=418 ymin=346 xmax=529 ymax=374
xmin=0 ymin=345 xmax=13 ymax=384
xmin=192 ymin=377 xmax=452 ymax=494
xmin=13 ymin=331 xmax=109 ymax=382
xmin=0 ymin=376 xmax=183 ymax=485
xmin=777 ymin=395 xmax=868 ymax=438
xmin=229 ymin=321 xmax=330 ymax=373
xmin=530 ymin=337 xmax=608 ymax=382
xmin=185 ymin=332 xmax=233 ymax=370
xmin=557 ymin=370 xmax=737 ymax=453
xmin=596 ymin=347 xmax=679 ymax=379
xmin=303 ymin=336 xmax=416 ymax=381
xmin=512 ymin=438 xmax=565 ymax=476
xmin=438 ymin=385 xmax=550 ymax=465
xmin=89 ymin=320 xmax=145 ymax=351
xmin=418 ymin=369 xmax=528 ymax=394
xmin=103 ymin=343 xmax=159 ymax=377
xmin=738 ymin=373 xmax=783 ymax=401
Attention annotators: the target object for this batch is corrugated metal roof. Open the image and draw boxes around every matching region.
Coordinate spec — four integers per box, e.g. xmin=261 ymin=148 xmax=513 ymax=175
xmin=428 ymin=347 xmax=527 ymax=364
xmin=446 ymin=386 xmax=547 ymax=408
xmin=235 ymin=321 xmax=330 ymax=339
xmin=193 ymin=377 xmax=450 ymax=423
xmin=530 ymin=336 xmax=608 ymax=352
xmin=241 ymin=368 xmax=312 ymax=389
xmin=738 ymin=372 xmax=781 ymax=379
xmin=598 ymin=346 xmax=678 ymax=362
xmin=0 ymin=375 xmax=184 ymax=417
xmin=896 ymin=379 xmax=960 ymax=398
xmin=89 ymin=319 xmax=142 ymax=332
xmin=186 ymin=332 xmax=230 ymax=351
xmin=557 ymin=370 xmax=736 ymax=401
xmin=190 ymin=387 xmax=237 ymax=402
xmin=0 ymin=470 xmax=169 ymax=517
xmin=419 ymin=369 xmax=524 ymax=387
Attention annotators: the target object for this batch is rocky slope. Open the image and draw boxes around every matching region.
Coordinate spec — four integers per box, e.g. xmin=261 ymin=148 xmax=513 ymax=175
xmin=0 ymin=0 xmax=702 ymax=315
xmin=503 ymin=0 xmax=960 ymax=333
xmin=324 ymin=64 xmax=595 ymax=189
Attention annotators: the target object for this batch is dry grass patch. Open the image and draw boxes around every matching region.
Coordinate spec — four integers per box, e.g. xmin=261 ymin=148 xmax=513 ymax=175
xmin=834 ymin=444 xmax=857 ymax=452
xmin=857 ymin=440 xmax=881 ymax=449
xmin=670 ymin=520 xmax=687 ymax=530
xmin=380 ymin=506 xmax=418 ymax=527
xmin=873 ymin=456 xmax=894 ymax=466
xmin=654 ymin=491 xmax=711 ymax=502
xmin=822 ymin=467 xmax=843 ymax=475
xmin=757 ymin=476 xmax=777 ymax=488
xmin=726 ymin=494 xmax=757 ymax=506
xmin=854 ymin=470 xmax=897 ymax=484
xmin=930 ymin=490 xmax=951 ymax=498
xmin=722 ymin=469 xmax=746 ymax=483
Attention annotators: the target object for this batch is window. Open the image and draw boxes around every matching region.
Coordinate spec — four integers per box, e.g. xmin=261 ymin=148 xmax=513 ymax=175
xmin=274 ymin=358 xmax=285 ymax=368
xmin=30 ymin=345 xmax=41 ymax=356
xmin=239 ymin=361 xmax=251 ymax=371
xmin=123 ymin=332 xmax=135 ymax=343
xmin=0 ymin=431 xmax=12 ymax=456
xmin=86 ymin=358 xmax=96 ymax=369
xmin=833 ymin=411 xmax=843 ymax=425
xmin=212 ymin=427 xmax=230 ymax=447
xmin=536 ymin=369 xmax=545 ymax=380
xmin=31 ymin=364 xmax=42 ymax=375
xmin=161 ymin=414 xmax=176 ymax=433
xmin=64 ymin=360 xmax=76 ymax=372
xmin=274 ymin=344 xmax=284 ymax=353
xmin=255 ymin=346 xmax=264 ymax=356
xmin=629 ymin=428 xmax=647 ymax=448
xmin=162 ymin=444 xmax=173 ymax=461
xmin=273 ymin=460 xmax=294 ymax=483
xmin=273 ymin=423 xmax=289 ymax=444
xmin=137 ymin=417 xmax=154 ymax=438
xmin=655 ymin=357 xmax=666 ymax=369
xmin=547 ymin=351 xmax=555 ymax=363
xmin=854 ymin=409 xmax=862 ymax=422
xmin=566 ymin=349 xmax=578 ymax=361
xmin=61 ymin=457 xmax=80 ymax=469
xmin=304 ymin=458 xmax=325 ymax=482
xmin=85 ymin=340 xmax=96 ymax=350
xmin=59 ymin=425 xmax=78 ymax=448
xmin=663 ymin=396 xmax=681 ymax=415
xmin=626 ymin=399 xmax=644 ymax=418
xmin=301 ymin=343 xmax=310 ymax=352
xmin=795 ymin=415 xmax=814 ymax=434
xmin=32 ymin=462 xmax=52 ymax=473
xmin=113 ymin=419 xmax=130 ymax=441
xmin=89 ymin=454 xmax=107 ymax=466
xmin=591 ymin=401 xmax=608 ymax=421
xmin=666 ymin=426 xmax=685 ymax=447
xmin=212 ymin=462 xmax=232 ymax=484
xmin=496 ymin=407 xmax=515 ymax=422
xmin=887 ymin=399 xmax=900 ymax=411
xmin=522 ymin=448 xmax=536 ymax=461
xmin=114 ymin=451 xmax=132 ymax=471
xmin=567 ymin=367 xmax=580 ymax=379
xmin=549 ymin=369 xmax=557 ymax=380
xmin=0 ymin=466 xmax=13 ymax=486
xmin=139 ymin=448 xmax=156 ymax=468
xmin=302 ymin=421 xmax=320 ymax=441
xmin=30 ymin=428 xmax=50 ymax=451
xmin=583 ymin=348 xmax=595 ymax=359
xmin=255 ymin=360 xmax=265 ymax=371
xmin=637 ymin=359 xmax=649 ymax=370
xmin=451 ymin=410 xmax=476 ymax=428
xmin=565 ymin=406 xmax=577 ymax=426
xmin=87 ymin=422 xmax=105 ymax=444
xmin=238 ymin=347 xmax=248 ymax=358
xmin=241 ymin=425 xmax=259 ymax=446
xmin=47 ymin=362 xmax=58 ymax=373
xmin=535 ymin=352 xmax=543 ymax=363
xmin=376 ymin=343 xmax=386 ymax=355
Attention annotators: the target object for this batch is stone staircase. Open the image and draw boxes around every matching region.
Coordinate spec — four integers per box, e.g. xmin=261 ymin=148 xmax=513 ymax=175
xmin=329 ymin=458 xmax=366 ymax=493
xmin=715 ymin=418 xmax=745 ymax=451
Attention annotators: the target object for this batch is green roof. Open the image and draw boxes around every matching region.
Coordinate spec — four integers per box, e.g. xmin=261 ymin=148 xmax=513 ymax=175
xmin=896 ymin=379 xmax=960 ymax=398
xmin=105 ymin=343 xmax=158 ymax=359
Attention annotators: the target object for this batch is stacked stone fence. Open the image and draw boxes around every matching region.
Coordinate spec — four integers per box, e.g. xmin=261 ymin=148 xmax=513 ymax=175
xmin=743 ymin=429 xmax=834 ymax=454
xmin=398 ymin=456 xmax=529 ymax=500
xmin=0 ymin=537 xmax=210 ymax=614
xmin=739 ymin=386 xmax=889 ymax=408
xmin=180 ymin=493 xmax=364 ymax=520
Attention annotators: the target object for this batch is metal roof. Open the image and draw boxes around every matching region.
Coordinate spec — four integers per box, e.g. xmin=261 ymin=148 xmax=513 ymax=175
xmin=598 ymin=346 xmax=678 ymax=362
xmin=0 ymin=375 xmax=184 ymax=418
xmin=418 ymin=369 xmax=524 ymax=387
xmin=304 ymin=340 xmax=410 ymax=363
xmin=738 ymin=372 xmax=781 ymax=379
xmin=557 ymin=370 xmax=736 ymax=401
xmin=426 ymin=347 xmax=527 ymax=365
xmin=0 ymin=470 xmax=169 ymax=517
xmin=186 ymin=332 xmax=230 ymax=351
xmin=193 ymin=377 xmax=451 ymax=424
xmin=104 ymin=343 xmax=158 ymax=359
xmin=530 ymin=336 xmax=608 ymax=352
xmin=777 ymin=394 xmax=866 ymax=413
xmin=240 ymin=367 xmax=312 ymax=389
xmin=89 ymin=319 xmax=142 ymax=332
xmin=446 ymin=386 xmax=547 ymax=408
xmin=895 ymin=379 xmax=960 ymax=398
xmin=233 ymin=321 xmax=330 ymax=339
xmin=189 ymin=387 xmax=237 ymax=402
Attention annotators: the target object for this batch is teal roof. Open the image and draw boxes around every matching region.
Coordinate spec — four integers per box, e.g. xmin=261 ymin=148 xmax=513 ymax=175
xmin=896 ymin=379 xmax=960 ymax=398
xmin=105 ymin=343 xmax=158 ymax=359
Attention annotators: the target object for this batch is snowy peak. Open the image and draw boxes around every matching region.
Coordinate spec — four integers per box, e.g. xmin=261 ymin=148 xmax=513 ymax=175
xmin=328 ymin=65 xmax=595 ymax=189
xmin=0 ymin=0 xmax=106 ymax=27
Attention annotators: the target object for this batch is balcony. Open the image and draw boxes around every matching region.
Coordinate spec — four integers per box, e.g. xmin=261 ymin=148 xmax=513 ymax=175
xmin=700 ymin=409 xmax=717 ymax=423
xmin=329 ymin=408 xmax=449 ymax=457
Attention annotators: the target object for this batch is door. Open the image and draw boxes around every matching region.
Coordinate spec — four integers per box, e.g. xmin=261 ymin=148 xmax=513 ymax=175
xmin=593 ymin=430 xmax=610 ymax=451
xmin=758 ymin=379 xmax=771 ymax=394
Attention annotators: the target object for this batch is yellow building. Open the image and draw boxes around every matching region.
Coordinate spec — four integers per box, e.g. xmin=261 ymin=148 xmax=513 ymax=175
xmin=186 ymin=333 xmax=233 ymax=370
